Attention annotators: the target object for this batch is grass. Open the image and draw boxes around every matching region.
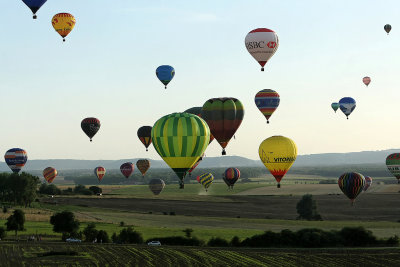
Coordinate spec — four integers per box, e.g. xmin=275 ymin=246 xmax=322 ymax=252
xmin=0 ymin=243 xmax=399 ymax=267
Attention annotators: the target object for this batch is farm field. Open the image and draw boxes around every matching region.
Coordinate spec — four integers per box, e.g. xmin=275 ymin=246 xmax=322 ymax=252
xmin=0 ymin=183 xmax=398 ymax=242
xmin=0 ymin=242 xmax=399 ymax=267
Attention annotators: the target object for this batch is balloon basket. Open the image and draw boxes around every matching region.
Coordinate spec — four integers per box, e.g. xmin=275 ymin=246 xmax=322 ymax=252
xmin=33 ymin=15 xmax=37 ymax=19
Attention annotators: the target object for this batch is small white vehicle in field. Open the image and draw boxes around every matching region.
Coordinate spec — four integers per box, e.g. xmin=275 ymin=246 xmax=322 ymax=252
xmin=66 ymin=238 xmax=81 ymax=243
xmin=147 ymin=241 xmax=161 ymax=246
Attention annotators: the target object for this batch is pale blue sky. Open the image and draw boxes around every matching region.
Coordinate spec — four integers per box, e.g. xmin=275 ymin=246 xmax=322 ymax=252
xmin=0 ymin=0 xmax=399 ymax=160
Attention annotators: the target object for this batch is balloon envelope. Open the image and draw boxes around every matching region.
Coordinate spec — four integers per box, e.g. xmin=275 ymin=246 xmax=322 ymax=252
xmin=339 ymin=97 xmax=356 ymax=119
xmin=259 ymin=136 xmax=297 ymax=188
xmin=4 ymin=148 xmax=28 ymax=174
xmin=137 ymin=126 xmax=152 ymax=151
xmin=384 ymin=24 xmax=392 ymax=34
xmin=331 ymin=102 xmax=339 ymax=112
xmin=22 ymin=0 xmax=47 ymax=18
xmin=136 ymin=159 xmax=150 ymax=177
xmin=201 ymin=98 xmax=244 ymax=155
xmin=120 ymin=162 xmax=134 ymax=178
xmin=184 ymin=107 xmax=215 ymax=144
xmin=156 ymin=65 xmax=175 ymax=89
xmin=363 ymin=176 xmax=372 ymax=191
xmin=386 ymin=153 xmax=400 ymax=183
xmin=245 ymin=28 xmax=279 ymax=71
xmin=81 ymin=117 xmax=100 ymax=142
xmin=255 ymin=89 xmax=280 ymax=123
xmin=363 ymin=76 xmax=371 ymax=86
xmin=149 ymin=178 xmax=165 ymax=195
xmin=223 ymin=168 xmax=240 ymax=188
xmin=152 ymin=112 xmax=210 ymax=188
xmin=197 ymin=173 xmax=214 ymax=191
xmin=43 ymin=167 xmax=57 ymax=183
xmin=52 ymin=13 xmax=76 ymax=41
xmin=338 ymin=172 xmax=365 ymax=204
xmin=94 ymin=166 xmax=106 ymax=182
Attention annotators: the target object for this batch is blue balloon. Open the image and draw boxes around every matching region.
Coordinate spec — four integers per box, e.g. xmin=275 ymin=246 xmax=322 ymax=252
xmin=4 ymin=148 xmax=28 ymax=174
xmin=156 ymin=65 xmax=175 ymax=89
xmin=339 ymin=97 xmax=356 ymax=119
xmin=22 ymin=0 xmax=47 ymax=19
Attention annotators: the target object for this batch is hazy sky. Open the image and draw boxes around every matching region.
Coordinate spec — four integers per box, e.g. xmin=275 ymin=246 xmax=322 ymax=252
xmin=0 ymin=0 xmax=399 ymax=160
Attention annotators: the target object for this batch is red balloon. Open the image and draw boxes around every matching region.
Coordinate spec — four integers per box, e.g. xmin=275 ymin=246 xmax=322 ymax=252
xmin=120 ymin=162 xmax=134 ymax=178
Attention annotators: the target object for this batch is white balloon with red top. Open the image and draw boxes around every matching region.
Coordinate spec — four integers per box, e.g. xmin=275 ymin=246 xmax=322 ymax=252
xmin=245 ymin=28 xmax=279 ymax=71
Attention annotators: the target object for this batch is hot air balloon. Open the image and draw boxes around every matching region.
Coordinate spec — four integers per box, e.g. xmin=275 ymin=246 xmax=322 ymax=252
xmin=120 ymin=162 xmax=134 ymax=178
xmin=197 ymin=173 xmax=214 ymax=192
xmin=384 ymin=24 xmax=392 ymax=34
xmin=156 ymin=65 xmax=175 ymax=89
xmin=52 ymin=13 xmax=76 ymax=42
xmin=363 ymin=176 xmax=372 ymax=191
xmin=331 ymin=102 xmax=339 ymax=113
xmin=338 ymin=172 xmax=365 ymax=205
xmin=94 ymin=166 xmax=106 ymax=182
xmin=137 ymin=126 xmax=152 ymax=151
xmin=43 ymin=167 xmax=57 ymax=183
xmin=152 ymin=113 xmax=210 ymax=188
xmin=363 ymin=76 xmax=371 ymax=86
xmin=223 ymin=168 xmax=240 ymax=189
xmin=184 ymin=107 xmax=214 ymax=144
xmin=255 ymin=89 xmax=280 ymax=124
xmin=81 ymin=117 xmax=100 ymax=142
xmin=201 ymin=98 xmax=244 ymax=155
xmin=386 ymin=153 xmax=400 ymax=184
xmin=4 ymin=148 xmax=28 ymax=174
xmin=22 ymin=0 xmax=47 ymax=19
xmin=339 ymin=97 xmax=356 ymax=119
xmin=245 ymin=28 xmax=279 ymax=71
xmin=259 ymin=136 xmax=297 ymax=188
xmin=188 ymin=153 xmax=204 ymax=177
xmin=136 ymin=159 xmax=150 ymax=177
xmin=149 ymin=178 xmax=165 ymax=195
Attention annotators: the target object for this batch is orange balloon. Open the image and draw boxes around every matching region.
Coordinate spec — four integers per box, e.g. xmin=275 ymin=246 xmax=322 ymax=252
xmin=43 ymin=167 xmax=57 ymax=183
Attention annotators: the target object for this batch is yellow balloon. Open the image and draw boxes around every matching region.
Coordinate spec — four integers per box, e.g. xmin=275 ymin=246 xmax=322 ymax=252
xmin=52 ymin=13 xmax=76 ymax=42
xmin=259 ymin=136 xmax=297 ymax=188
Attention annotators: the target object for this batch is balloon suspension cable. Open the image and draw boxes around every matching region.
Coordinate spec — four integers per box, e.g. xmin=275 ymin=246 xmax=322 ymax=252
xmin=33 ymin=14 xmax=37 ymax=19
xmin=222 ymin=149 xmax=226 ymax=156
xmin=277 ymin=183 xmax=281 ymax=188
xmin=261 ymin=67 xmax=264 ymax=71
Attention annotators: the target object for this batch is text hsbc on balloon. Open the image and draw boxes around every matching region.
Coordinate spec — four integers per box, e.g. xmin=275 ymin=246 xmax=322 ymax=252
xmin=245 ymin=41 xmax=277 ymax=50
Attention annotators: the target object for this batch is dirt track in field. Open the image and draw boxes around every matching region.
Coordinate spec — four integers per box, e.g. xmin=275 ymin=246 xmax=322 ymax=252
xmin=50 ymin=193 xmax=400 ymax=221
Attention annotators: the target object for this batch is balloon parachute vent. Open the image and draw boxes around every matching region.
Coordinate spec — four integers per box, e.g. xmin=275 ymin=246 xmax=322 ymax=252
xmin=222 ymin=150 xmax=226 ymax=156
xmin=261 ymin=67 xmax=264 ymax=71
xmin=33 ymin=15 xmax=37 ymax=19
xmin=277 ymin=183 xmax=281 ymax=188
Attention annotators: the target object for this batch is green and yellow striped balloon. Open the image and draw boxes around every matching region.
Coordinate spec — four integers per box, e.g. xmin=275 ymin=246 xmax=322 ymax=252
xmin=152 ymin=113 xmax=210 ymax=188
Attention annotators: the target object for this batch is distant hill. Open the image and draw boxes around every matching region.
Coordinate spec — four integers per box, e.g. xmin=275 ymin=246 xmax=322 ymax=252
xmin=0 ymin=149 xmax=397 ymax=171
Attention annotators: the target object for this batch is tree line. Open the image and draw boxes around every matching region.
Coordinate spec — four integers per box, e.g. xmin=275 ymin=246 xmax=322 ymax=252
xmin=0 ymin=172 xmax=40 ymax=207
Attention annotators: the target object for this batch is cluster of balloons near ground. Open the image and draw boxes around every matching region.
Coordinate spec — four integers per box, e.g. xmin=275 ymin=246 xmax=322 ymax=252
xmin=15 ymin=8 xmax=397 ymax=199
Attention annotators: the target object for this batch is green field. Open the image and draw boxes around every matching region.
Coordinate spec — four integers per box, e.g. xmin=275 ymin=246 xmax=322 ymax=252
xmin=0 ymin=242 xmax=399 ymax=267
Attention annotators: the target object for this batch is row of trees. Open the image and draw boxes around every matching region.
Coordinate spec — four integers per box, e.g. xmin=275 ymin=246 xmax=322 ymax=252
xmin=39 ymin=184 xmax=102 ymax=196
xmin=0 ymin=173 xmax=40 ymax=207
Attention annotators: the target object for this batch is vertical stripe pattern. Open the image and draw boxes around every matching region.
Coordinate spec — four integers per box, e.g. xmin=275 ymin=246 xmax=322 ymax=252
xmin=338 ymin=172 xmax=365 ymax=203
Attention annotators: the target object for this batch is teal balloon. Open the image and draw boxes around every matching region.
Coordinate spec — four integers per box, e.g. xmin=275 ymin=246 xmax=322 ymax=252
xmin=331 ymin=102 xmax=339 ymax=113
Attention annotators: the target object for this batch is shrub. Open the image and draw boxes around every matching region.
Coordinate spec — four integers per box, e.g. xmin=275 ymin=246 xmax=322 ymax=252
xmin=83 ymin=223 xmax=98 ymax=242
xmin=89 ymin=186 xmax=102 ymax=195
xmin=147 ymin=236 xmax=204 ymax=246
xmin=120 ymin=221 xmax=125 ymax=227
xmin=339 ymin=227 xmax=377 ymax=247
xmin=97 ymin=230 xmax=110 ymax=243
xmin=0 ymin=227 xmax=6 ymax=239
xmin=50 ymin=211 xmax=80 ymax=240
xmin=208 ymin=237 xmax=229 ymax=247
xmin=386 ymin=235 xmax=399 ymax=246
xmin=296 ymin=194 xmax=322 ymax=221
xmin=183 ymin=228 xmax=193 ymax=238
xmin=230 ymin=236 xmax=241 ymax=247
xmin=118 ymin=227 xmax=143 ymax=244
